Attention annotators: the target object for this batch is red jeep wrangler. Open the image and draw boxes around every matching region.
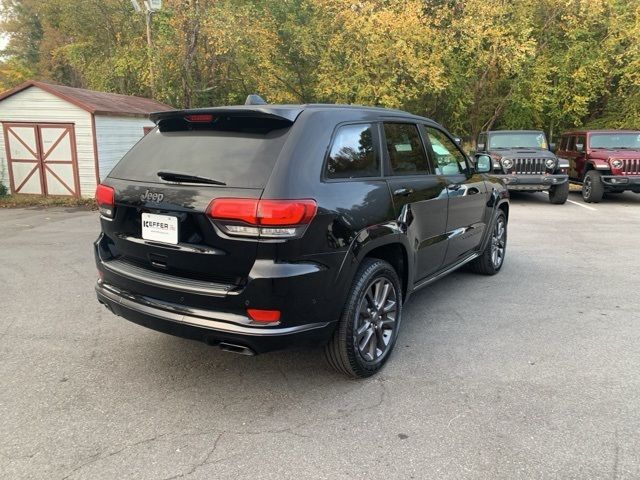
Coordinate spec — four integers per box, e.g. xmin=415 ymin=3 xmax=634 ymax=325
xmin=557 ymin=130 xmax=640 ymax=202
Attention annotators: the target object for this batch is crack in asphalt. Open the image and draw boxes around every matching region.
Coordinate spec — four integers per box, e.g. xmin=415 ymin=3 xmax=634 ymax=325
xmin=160 ymin=432 xmax=225 ymax=480
xmin=60 ymin=432 xmax=172 ymax=480
xmin=56 ymin=380 xmax=388 ymax=479
xmin=611 ymin=428 xmax=620 ymax=480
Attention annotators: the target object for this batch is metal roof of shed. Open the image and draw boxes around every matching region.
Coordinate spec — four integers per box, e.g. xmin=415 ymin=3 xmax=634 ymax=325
xmin=0 ymin=81 xmax=172 ymax=118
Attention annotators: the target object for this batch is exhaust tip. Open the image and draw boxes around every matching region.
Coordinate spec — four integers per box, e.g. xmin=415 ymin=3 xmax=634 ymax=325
xmin=219 ymin=342 xmax=256 ymax=356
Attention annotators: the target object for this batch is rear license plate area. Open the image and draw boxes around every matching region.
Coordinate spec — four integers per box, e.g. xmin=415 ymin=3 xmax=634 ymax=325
xmin=142 ymin=212 xmax=179 ymax=245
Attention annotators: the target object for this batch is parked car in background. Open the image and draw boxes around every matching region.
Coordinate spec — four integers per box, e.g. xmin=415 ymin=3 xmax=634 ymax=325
xmin=556 ymin=130 xmax=640 ymax=202
xmin=94 ymin=101 xmax=509 ymax=378
xmin=476 ymin=130 xmax=569 ymax=204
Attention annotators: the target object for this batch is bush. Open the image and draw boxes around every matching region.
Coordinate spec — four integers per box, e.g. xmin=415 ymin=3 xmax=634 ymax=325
xmin=0 ymin=162 xmax=7 ymax=197
xmin=0 ymin=194 xmax=97 ymax=209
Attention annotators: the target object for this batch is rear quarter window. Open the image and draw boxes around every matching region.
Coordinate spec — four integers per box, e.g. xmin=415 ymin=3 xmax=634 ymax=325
xmin=325 ymin=123 xmax=379 ymax=179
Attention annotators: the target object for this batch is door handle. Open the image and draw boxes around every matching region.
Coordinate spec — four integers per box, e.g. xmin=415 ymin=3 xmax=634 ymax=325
xmin=393 ymin=188 xmax=414 ymax=197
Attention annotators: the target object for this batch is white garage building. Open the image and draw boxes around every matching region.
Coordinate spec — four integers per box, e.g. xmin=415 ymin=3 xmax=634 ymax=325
xmin=0 ymin=81 xmax=172 ymax=197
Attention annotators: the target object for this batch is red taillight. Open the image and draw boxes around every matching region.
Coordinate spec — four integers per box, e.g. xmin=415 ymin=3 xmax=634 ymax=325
xmin=257 ymin=200 xmax=317 ymax=226
xmin=95 ymin=184 xmax=115 ymax=218
xmin=96 ymin=184 xmax=114 ymax=206
xmin=209 ymin=198 xmax=259 ymax=224
xmin=207 ymin=198 xmax=317 ymax=238
xmin=247 ymin=309 xmax=281 ymax=323
xmin=185 ymin=114 xmax=213 ymax=122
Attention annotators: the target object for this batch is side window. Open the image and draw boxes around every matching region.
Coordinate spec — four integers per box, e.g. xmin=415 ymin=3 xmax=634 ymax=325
xmin=568 ymin=136 xmax=577 ymax=151
xmin=326 ymin=123 xmax=379 ymax=179
xmin=559 ymin=136 xmax=567 ymax=151
xmin=477 ymin=132 xmax=487 ymax=150
xmin=383 ymin=123 xmax=430 ymax=175
xmin=575 ymin=135 xmax=586 ymax=152
xmin=425 ymin=127 xmax=468 ymax=175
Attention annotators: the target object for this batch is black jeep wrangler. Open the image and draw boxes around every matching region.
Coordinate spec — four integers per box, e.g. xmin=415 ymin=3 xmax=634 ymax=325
xmin=476 ymin=130 xmax=569 ymax=204
xmin=95 ymin=101 xmax=509 ymax=378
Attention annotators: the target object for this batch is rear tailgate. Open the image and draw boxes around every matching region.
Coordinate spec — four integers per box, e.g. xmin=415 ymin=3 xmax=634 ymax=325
xmin=98 ymin=112 xmax=294 ymax=286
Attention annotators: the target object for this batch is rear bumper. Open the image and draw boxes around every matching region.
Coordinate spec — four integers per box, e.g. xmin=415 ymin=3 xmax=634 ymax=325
xmin=493 ymin=174 xmax=568 ymax=191
xmin=94 ymin=235 xmax=344 ymax=352
xmin=601 ymin=175 xmax=640 ymax=190
xmin=96 ymin=281 xmax=335 ymax=353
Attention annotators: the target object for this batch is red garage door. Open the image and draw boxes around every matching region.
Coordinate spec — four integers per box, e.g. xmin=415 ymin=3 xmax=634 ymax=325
xmin=3 ymin=123 xmax=80 ymax=197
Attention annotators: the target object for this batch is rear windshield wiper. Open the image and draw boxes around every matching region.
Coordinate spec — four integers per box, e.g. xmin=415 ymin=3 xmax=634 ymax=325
xmin=157 ymin=170 xmax=226 ymax=186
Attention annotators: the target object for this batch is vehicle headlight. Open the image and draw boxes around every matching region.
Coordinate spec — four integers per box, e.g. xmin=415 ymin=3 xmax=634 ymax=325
xmin=545 ymin=158 xmax=556 ymax=169
xmin=611 ymin=159 xmax=623 ymax=169
xmin=501 ymin=158 xmax=513 ymax=169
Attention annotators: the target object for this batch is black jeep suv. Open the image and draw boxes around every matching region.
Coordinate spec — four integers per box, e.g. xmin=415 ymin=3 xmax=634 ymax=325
xmin=95 ymin=103 xmax=509 ymax=377
xmin=476 ymin=130 xmax=569 ymax=204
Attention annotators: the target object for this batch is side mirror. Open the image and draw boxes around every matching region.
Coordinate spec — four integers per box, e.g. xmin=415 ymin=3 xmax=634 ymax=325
xmin=475 ymin=154 xmax=492 ymax=173
xmin=549 ymin=143 xmax=556 ymax=153
xmin=477 ymin=143 xmax=485 ymax=152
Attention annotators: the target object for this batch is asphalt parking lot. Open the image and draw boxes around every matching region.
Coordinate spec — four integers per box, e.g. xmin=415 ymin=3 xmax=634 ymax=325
xmin=1 ymin=190 xmax=639 ymax=480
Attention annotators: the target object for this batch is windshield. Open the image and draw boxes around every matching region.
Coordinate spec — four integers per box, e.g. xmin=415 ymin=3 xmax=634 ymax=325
xmin=488 ymin=132 xmax=548 ymax=150
xmin=590 ymin=133 xmax=640 ymax=150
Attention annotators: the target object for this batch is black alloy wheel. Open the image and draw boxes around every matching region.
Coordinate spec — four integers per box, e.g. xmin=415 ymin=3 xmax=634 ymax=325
xmin=325 ymin=258 xmax=402 ymax=378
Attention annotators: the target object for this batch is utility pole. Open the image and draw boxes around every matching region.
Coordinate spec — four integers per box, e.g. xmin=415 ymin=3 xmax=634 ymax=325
xmin=131 ymin=0 xmax=162 ymax=97
xmin=145 ymin=7 xmax=154 ymax=97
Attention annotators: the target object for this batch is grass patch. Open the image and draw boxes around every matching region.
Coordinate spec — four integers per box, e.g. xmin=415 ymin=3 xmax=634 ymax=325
xmin=0 ymin=194 xmax=96 ymax=209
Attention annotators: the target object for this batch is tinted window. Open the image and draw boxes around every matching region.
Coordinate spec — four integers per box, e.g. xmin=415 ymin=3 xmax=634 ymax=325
xmin=575 ymin=135 xmax=586 ymax=152
xmin=425 ymin=127 xmax=468 ymax=175
xmin=109 ymin=117 xmax=290 ymax=188
xmin=384 ymin=123 xmax=430 ymax=175
xmin=568 ymin=136 xmax=577 ymax=151
xmin=326 ymin=124 xmax=379 ymax=179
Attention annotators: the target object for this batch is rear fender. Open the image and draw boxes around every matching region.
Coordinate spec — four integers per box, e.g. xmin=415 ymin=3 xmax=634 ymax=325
xmin=334 ymin=222 xmax=413 ymax=301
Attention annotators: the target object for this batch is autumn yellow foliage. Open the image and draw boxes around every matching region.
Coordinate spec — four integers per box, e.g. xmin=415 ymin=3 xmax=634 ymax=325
xmin=1 ymin=0 xmax=639 ymax=141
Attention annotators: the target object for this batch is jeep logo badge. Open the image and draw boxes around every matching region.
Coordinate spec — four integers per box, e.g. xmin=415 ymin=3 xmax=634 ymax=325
xmin=140 ymin=189 xmax=164 ymax=203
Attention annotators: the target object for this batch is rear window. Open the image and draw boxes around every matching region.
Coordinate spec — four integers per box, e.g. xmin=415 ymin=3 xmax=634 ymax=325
xmin=108 ymin=116 xmax=291 ymax=188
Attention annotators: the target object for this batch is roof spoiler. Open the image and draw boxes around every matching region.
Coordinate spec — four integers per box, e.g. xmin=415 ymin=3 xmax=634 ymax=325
xmin=245 ymin=94 xmax=267 ymax=105
xmin=149 ymin=106 xmax=302 ymax=124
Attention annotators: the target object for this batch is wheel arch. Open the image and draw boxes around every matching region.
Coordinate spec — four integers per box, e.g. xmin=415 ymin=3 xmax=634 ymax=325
xmin=478 ymin=199 xmax=509 ymax=254
xmin=584 ymin=161 xmax=610 ymax=176
xmin=347 ymin=229 xmax=414 ymax=301
xmin=497 ymin=201 xmax=509 ymax=221
xmin=361 ymin=242 xmax=410 ymax=300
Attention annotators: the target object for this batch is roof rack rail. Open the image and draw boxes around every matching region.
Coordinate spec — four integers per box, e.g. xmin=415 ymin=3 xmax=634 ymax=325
xmin=245 ymin=94 xmax=267 ymax=106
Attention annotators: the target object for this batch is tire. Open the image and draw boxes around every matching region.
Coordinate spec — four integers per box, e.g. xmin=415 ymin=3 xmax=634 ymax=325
xmin=582 ymin=170 xmax=604 ymax=203
xmin=324 ymin=258 xmax=402 ymax=378
xmin=548 ymin=182 xmax=569 ymax=204
xmin=469 ymin=211 xmax=507 ymax=275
